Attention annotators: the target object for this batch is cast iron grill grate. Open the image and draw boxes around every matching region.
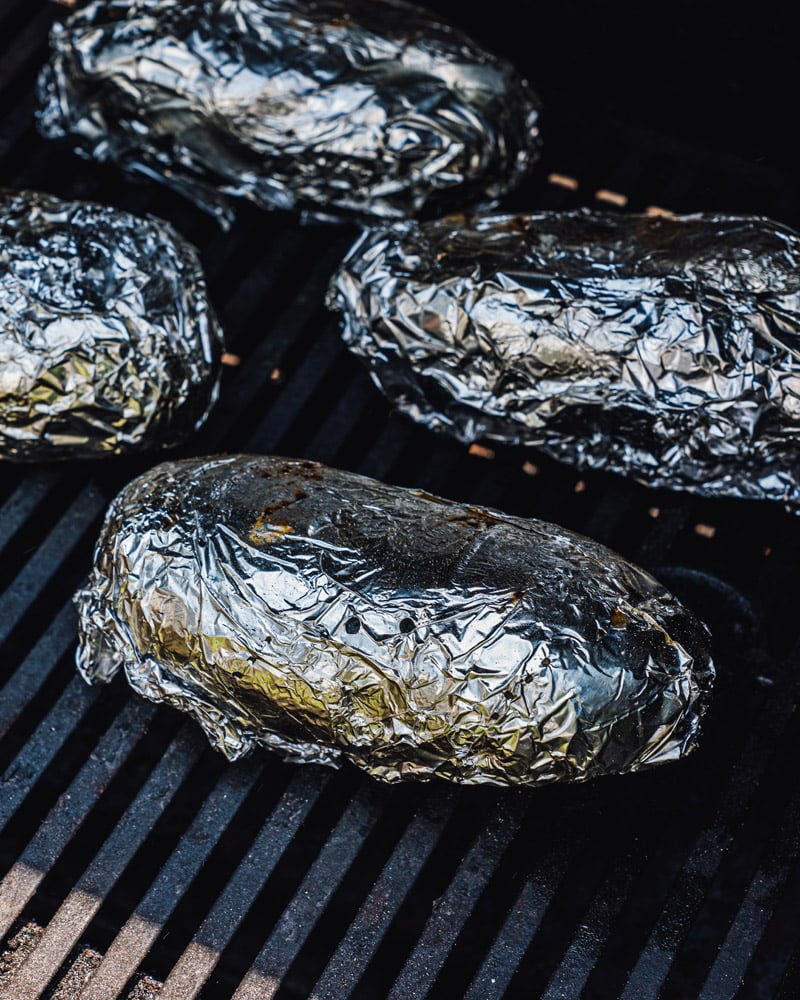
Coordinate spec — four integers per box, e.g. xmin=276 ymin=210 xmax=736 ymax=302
xmin=1 ymin=2 xmax=800 ymax=998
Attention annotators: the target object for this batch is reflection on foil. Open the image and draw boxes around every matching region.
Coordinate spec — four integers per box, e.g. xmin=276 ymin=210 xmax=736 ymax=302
xmin=0 ymin=188 xmax=222 ymax=461
xmin=328 ymin=210 xmax=800 ymax=504
xmin=76 ymin=454 xmax=714 ymax=787
xmin=37 ymin=0 xmax=541 ymax=227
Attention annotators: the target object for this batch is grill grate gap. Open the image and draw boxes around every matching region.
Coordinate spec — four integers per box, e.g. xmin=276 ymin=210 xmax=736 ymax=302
xmin=348 ymin=790 xmax=498 ymax=1000
xmin=428 ymin=793 xmax=585 ymax=999
xmin=742 ymin=862 xmax=800 ymax=1000
xmin=271 ymin=784 xmax=422 ymax=1000
xmin=658 ymin=683 xmax=800 ymax=1000
xmin=0 ymin=504 xmax=106 ymax=687
xmin=137 ymin=759 xmax=296 ymax=984
xmin=0 ymin=682 xmax=131 ymax=883
xmin=206 ymin=765 xmax=365 ymax=997
xmin=11 ymin=705 xmax=182 ymax=940
xmin=0 ymin=645 xmax=76 ymax=778
xmin=0 ymin=472 xmax=86 ymax=599
xmin=76 ymin=744 xmax=228 ymax=959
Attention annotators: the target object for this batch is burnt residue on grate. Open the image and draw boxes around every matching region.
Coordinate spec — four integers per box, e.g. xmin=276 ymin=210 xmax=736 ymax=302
xmin=1 ymin=2 xmax=800 ymax=1000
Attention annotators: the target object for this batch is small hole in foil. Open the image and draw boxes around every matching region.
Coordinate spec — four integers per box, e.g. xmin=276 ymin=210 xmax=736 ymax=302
xmin=399 ymin=617 xmax=415 ymax=634
xmin=345 ymin=617 xmax=361 ymax=634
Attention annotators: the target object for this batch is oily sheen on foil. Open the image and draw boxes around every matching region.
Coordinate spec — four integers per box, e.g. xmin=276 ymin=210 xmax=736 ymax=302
xmin=329 ymin=210 xmax=800 ymax=504
xmin=36 ymin=0 xmax=541 ymax=227
xmin=76 ymin=455 xmax=714 ymax=787
xmin=0 ymin=189 xmax=222 ymax=461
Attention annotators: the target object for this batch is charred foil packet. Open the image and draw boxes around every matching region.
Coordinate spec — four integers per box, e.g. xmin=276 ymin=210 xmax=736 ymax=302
xmin=76 ymin=455 xmax=714 ymax=787
xmin=0 ymin=189 xmax=222 ymax=461
xmin=329 ymin=210 xmax=800 ymax=504
xmin=37 ymin=0 xmax=541 ymax=226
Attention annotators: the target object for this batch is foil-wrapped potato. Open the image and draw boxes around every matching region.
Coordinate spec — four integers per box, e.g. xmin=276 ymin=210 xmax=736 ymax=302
xmin=37 ymin=0 xmax=541 ymax=226
xmin=0 ymin=189 xmax=222 ymax=461
xmin=329 ymin=210 xmax=800 ymax=504
xmin=76 ymin=455 xmax=713 ymax=787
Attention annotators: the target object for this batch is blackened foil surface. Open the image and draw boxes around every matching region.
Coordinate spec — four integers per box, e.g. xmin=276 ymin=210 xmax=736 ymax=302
xmin=76 ymin=454 xmax=713 ymax=787
xmin=0 ymin=189 xmax=222 ymax=461
xmin=329 ymin=210 xmax=800 ymax=504
xmin=37 ymin=0 xmax=541 ymax=226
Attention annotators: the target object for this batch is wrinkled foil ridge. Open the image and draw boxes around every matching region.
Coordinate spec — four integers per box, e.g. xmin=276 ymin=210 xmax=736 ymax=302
xmin=36 ymin=0 xmax=541 ymax=227
xmin=328 ymin=210 xmax=800 ymax=504
xmin=76 ymin=454 xmax=714 ymax=787
xmin=0 ymin=188 xmax=223 ymax=461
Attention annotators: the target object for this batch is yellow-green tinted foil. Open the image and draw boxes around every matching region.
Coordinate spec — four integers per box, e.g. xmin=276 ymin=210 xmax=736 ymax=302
xmin=0 ymin=189 xmax=223 ymax=460
xmin=76 ymin=455 xmax=714 ymax=787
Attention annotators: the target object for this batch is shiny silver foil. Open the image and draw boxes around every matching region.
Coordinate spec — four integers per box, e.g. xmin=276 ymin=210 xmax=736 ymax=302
xmin=76 ymin=454 xmax=713 ymax=787
xmin=329 ymin=210 xmax=800 ymax=504
xmin=0 ymin=188 xmax=222 ymax=461
xmin=37 ymin=0 xmax=541 ymax=227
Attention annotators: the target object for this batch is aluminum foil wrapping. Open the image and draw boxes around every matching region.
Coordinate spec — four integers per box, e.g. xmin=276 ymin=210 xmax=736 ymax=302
xmin=0 ymin=188 xmax=223 ymax=461
xmin=329 ymin=210 xmax=800 ymax=504
xmin=75 ymin=454 xmax=714 ymax=787
xmin=36 ymin=0 xmax=541 ymax=227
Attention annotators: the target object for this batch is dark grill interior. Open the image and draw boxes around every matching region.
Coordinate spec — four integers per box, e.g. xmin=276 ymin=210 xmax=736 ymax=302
xmin=2 ymin=2 xmax=800 ymax=998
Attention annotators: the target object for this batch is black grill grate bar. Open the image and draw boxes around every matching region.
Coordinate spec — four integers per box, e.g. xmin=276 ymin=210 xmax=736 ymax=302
xmin=462 ymin=835 xmax=587 ymax=1000
xmin=0 ymin=677 xmax=101 ymax=835
xmin=540 ymin=860 xmax=642 ymax=1000
xmin=736 ymin=856 xmax=800 ymax=1000
xmin=76 ymin=757 xmax=264 ymax=1000
xmin=239 ymin=324 xmax=351 ymax=454
xmin=230 ymin=780 xmax=388 ymax=1000
xmin=0 ymin=84 xmax=49 ymax=183
xmin=0 ymin=470 xmax=60 ymax=550
xmin=0 ymin=484 xmax=106 ymax=648
xmin=428 ymin=789 xmax=598 ymax=1000
xmin=0 ymin=0 xmax=42 ymax=36
xmin=205 ymin=767 xmax=364 ymax=996
xmin=156 ymin=767 xmax=332 ymax=1000
xmin=539 ymin=643 xmax=792 ymax=996
xmin=191 ymin=250 xmax=349 ymax=457
xmin=0 ymin=473 xmax=92 ymax=603
xmin=0 ymin=604 xmax=75 ymax=743
xmin=703 ymin=792 xmax=800 ymax=999
xmin=354 ymin=420 xmax=416 ymax=484
xmin=617 ymin=691 xmax=800 ymax=998
xmin=0 ymin=722 xmax=198 ymax=999
xmin=657 ymin=689 xmax=800 ymax=999
xmin=302 ymin=367 xmax=388 ymax=468
xmin=0 ymin=695 xmax=152 ymax=936
xmin=209 ymin=225 xmax=319 ymax=334
xmin=343 ymin=794 xmax=504 ymax=1000
xmin=532 ymin=659 xmax=769 ymax=993
xmin=385 ymin=803 xmax=525 ymax=1000
xmin=307 ymin=789 xmax=457 ymax=1000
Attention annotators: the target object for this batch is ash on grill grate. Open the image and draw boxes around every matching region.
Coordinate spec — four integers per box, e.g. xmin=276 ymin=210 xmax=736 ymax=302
xmin=1 ymin=2 xmax=800 ymax=1000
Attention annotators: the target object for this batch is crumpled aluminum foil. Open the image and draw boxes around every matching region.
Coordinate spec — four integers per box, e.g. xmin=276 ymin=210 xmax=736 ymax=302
xmin=0 ymin=188 xmax=223 ymax=461
xmin=36 ymin=0 xmax=541 ymax=227
xmin=75 ymin=454 xmax=714 ymax=787
xmin=328 ymin=210 xmax=800 ymax=504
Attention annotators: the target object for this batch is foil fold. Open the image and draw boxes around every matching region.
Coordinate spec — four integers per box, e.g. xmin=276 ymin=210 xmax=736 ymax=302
xmin=76 ymin=454 xmax=714 ymax=787
xmin=37 ymin=0 xmax=541 ymax=227
xmin=328 ymin=210 xmax=800 ymax=504
xmin=0 ymin=188 xmax=223 ymax=461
